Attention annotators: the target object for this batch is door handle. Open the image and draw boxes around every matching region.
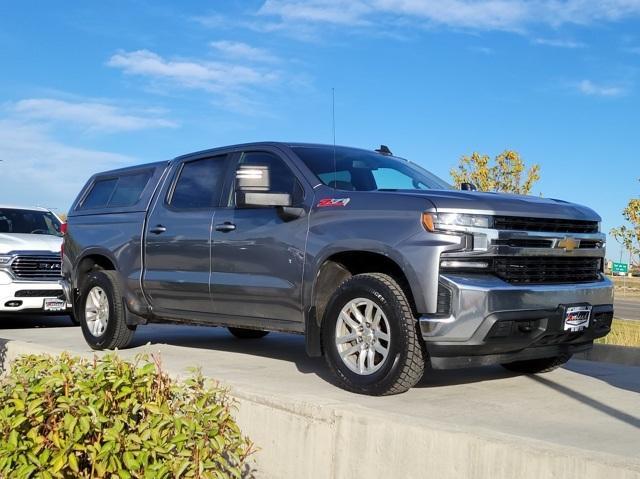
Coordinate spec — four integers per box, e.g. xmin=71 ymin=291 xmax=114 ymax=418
xmin=215 ymin=222 xmax=236 ymax=232
xmin=150 ymin=224 xmax=167 ymax=234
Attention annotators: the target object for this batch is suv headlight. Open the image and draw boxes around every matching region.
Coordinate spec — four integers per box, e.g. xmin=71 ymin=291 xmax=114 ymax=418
xmin=0 ymin=255 xmax=13 ymax=267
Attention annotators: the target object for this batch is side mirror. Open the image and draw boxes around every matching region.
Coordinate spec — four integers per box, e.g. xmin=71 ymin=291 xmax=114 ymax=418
xmin=235 ymin=164 xmax=292 ymax=207
xmin=461 ymin=182 xmax=477 ymax=191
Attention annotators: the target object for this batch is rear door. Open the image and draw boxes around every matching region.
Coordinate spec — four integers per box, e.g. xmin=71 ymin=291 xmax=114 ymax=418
xmin=210 ymin=148 xmax=311 ymax=327
xmin=143 ymin=154 xmax=230 ymax=316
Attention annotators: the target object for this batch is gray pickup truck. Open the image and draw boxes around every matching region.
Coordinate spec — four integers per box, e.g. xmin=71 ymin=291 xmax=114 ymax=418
xmin=61 ymin=142 xmax=613 ymax=395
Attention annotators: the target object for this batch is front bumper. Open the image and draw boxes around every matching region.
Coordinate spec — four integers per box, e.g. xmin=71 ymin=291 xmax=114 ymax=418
xmin=0 ymin=273 xmax=70 ymax=314
xmin=419 ymin=274 xmax=614 ymax=368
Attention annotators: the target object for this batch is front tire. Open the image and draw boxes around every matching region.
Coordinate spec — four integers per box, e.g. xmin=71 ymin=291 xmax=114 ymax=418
xmin=78 ymin=270 xmax=135 ymax=350
xmin=322 ymin=273 xmax=426 ymax=396
xmin=501 ymin=354 xmax=572 ymax=374
xmin=228 ymin=327 xmax=270 ymax=339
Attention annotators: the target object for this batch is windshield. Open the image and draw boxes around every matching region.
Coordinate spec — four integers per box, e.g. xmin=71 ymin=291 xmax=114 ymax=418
xmin=0 ymin=209 xmax=63 ymax=236
xmin=292 ymin=145 xmax=452 ymax=191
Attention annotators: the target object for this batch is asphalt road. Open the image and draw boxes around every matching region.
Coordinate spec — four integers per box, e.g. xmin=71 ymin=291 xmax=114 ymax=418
xmin=614 ymin=297 xmax=640 ymax=321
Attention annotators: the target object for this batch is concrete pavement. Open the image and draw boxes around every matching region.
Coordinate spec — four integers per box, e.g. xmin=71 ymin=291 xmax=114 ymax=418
xmin=615 ymin=297 xmax=640 ymax=321
xmin=0 ymin=318 xmax=639 ymax=478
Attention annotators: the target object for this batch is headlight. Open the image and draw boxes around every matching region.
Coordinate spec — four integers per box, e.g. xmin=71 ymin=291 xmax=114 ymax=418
xmin=435 ymin=213 xmax=492 ymax=229
xmin=0 ymin=255 xmax=13 ymax=267
xmin=422 ymin=212 xmax=492 ymax=232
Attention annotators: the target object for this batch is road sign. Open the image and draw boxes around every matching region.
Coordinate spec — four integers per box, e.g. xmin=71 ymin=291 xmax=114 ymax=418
xmin=612 ymin=262 xmax=628 ymax=274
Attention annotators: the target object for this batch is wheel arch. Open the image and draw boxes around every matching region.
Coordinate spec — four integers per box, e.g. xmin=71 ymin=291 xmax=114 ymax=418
xmin=73 ymin=249 xmax=118 ymax=291
xmin=305 ymin=248 xmax=421 ymax=357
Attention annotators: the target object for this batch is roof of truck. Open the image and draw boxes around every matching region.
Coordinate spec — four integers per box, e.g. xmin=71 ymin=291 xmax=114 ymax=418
xmin=172 ymin=142 xmax=379 ymax=162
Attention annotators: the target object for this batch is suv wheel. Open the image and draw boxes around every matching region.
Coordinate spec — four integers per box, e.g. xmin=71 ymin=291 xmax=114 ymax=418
xmin=228 ymin=327 xmax=270 ymax=339
xmin=501 ymin=354 xmax=572 ymax=374
xmin=322 ymin=273 xmax=425 ymax=396
xmin=79 ymin=270 xmax=135 ymax=350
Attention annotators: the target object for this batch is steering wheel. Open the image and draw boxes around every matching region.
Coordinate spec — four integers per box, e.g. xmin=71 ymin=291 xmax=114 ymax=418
xmin=30 ymin=229 xmax=49 ymax=235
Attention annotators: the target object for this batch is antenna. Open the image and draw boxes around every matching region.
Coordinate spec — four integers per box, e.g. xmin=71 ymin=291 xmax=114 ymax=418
xmin=332 ymin=88 xmax=337 ymax=191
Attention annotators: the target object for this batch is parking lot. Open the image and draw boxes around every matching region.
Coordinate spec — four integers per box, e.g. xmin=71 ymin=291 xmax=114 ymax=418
xmin=1 ymin=313 xmax=638 ymax=478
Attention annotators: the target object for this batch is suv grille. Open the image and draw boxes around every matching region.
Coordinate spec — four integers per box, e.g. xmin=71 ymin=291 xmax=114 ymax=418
xmin=10 ymin=254 xmax=62 ymax=281
xmin=493 ymin=216 xmax=598 ymax=233
xmin=14 ymin=289 xmax=63 ymax=297
xmin=494 ymin=257 xmax=601 ymax=284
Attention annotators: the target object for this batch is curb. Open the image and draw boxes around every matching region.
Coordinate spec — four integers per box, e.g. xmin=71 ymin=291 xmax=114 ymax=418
xmin=1 ymin=337 xmax=639 ymax=479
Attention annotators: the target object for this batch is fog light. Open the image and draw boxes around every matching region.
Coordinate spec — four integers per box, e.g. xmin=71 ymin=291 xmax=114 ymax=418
xmin=4 ymin=301 xmax=22 ymax=308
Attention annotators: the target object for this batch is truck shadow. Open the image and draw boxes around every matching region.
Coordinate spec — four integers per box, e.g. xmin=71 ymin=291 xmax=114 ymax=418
xmin=0 ymin=314 xmax=75 ymax=329
xmin=129 ymin=325 xmax=519 ymax=389
xmin=563 ymin=360 xmax=640 ymax=394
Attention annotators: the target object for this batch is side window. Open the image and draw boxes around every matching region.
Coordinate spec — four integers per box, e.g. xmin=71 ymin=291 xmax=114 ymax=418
xmin=170 ymin=156 xmax=227 ymax=209
xmin=81 ymin=178 xmax=118 ymax=209
xmin=80 ymin=171 xmax=153 ymax=210
xmin=233 ymin=152 xmax=303 ymax=206
xmin=110 ymin=171 xmax=152 ymax=206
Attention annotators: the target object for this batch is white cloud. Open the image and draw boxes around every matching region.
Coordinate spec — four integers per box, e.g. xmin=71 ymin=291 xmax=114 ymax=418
xmin=12 ymin=98 xmax=177 ymax=132
xmin=469 ymin=46 xmax=494 ymax=55
xmin=210 ymin=40 xmax=279 ymax=62
xmin=259 ymin=0 xmax=373 ymax=25
xmin=191 ymin=13 xmax=229 ymax=29
xmin=533 ymin=38 xmax=586 ymax=48
xmin=256 ymin=0 xmax=640 ymax=31
xmin=107 ymin=49 xmax=278 ymax=93
xmin=107 ymin=49 xmax=282 ymax=115
xmin=576 ymin=79 xmax=625 ymax=97
xmin=0 ymin=120 xmax=135 ymax=210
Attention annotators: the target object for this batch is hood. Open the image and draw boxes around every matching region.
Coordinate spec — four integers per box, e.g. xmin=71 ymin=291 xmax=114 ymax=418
xmin=387 ymin=190 xmax=601 ymax=221
xmin=0 ymin=233 xmax=62 ymax=255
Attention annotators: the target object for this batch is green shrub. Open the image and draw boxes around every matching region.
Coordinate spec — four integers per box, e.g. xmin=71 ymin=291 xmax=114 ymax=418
xmin=0 ymin=353 xmax=253 ymax=478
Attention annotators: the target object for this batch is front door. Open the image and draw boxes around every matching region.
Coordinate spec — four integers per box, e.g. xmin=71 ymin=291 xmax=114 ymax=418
xmin=143 ymin=154 xmax=229 ymax=315
xmin=211 ymin=149 xmax=310 ymax=326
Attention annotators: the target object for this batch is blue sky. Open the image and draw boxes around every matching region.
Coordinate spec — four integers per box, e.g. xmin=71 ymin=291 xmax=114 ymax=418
xmin=0 ymin=0 xmax=638 ymax=261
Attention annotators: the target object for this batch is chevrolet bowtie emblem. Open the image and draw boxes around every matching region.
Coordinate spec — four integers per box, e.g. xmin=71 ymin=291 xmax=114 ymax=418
xmin=557 ymin=237 xmax=580 ymax=251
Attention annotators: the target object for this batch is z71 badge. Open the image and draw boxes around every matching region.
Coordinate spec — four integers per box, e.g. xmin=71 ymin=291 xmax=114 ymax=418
xmin=317 ymin=198 xmax=351 ymax=208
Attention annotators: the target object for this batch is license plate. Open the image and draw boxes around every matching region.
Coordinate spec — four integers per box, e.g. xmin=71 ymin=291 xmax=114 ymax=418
xmin=43 ymin=298 xmax=66 ymax=312
xmin=563 ymin=305 xmax=592 ymax=332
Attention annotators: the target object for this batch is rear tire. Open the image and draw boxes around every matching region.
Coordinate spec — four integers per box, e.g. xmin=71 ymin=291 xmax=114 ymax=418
xmin=322 ymin=273 xmax=425 ymax=396
xmin=78 ymin=270 xmax=135 ymax=350
xmin=228 ymin=327 xmax=270 ymax=339
xmin=501 ymin=354 xmax=572 ymax=374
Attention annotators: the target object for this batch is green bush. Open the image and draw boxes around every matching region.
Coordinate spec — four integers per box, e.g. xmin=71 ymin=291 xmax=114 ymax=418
xmin=0 ymin=353 xmax=253 ymax=478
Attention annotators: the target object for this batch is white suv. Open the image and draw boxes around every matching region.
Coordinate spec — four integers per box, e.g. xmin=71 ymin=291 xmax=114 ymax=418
xmin=0 ymin=205 xmax=72 ymax=318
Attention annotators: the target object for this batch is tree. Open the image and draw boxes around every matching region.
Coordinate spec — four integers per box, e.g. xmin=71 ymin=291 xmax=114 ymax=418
xmin=450 ymin=150 xmax=541 ymax=195
xmin=610 ymin=178 xmax=640 ymax=267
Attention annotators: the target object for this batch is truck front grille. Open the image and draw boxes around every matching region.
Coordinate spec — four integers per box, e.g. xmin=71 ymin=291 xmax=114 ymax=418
xmin=493 ymin=238 xmax=603 ymax=249
xmin=10 ymin=254 xmax=62 ymax=281
xmin=494 ymin=256 xmax=601 ymax=284
xmin=493 ymin=216 xmax=599 ymax=233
